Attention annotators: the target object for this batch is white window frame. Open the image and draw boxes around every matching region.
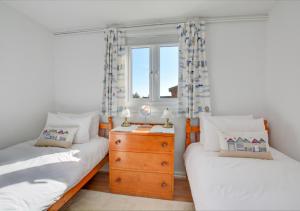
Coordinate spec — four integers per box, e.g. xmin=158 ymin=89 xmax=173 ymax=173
xmin=125 ymin=43 xmax=179 ymax=109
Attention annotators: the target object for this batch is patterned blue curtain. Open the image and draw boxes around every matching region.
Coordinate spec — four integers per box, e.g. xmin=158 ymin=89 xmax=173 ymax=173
xmin=177 ymin=21 xmax=211 ymax=118
xmin=102 ymin=29 xmax=126 ymax=117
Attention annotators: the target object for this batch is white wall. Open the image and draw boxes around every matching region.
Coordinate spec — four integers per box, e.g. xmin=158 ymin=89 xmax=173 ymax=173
xmin=265 ymin=1 xmax=300 ymax=161
xmin=53 ymin=21 xmax=266 ymax=174
xmin=207 ymin=21 xmax=266 ymax=117
xmin=0 ymin=3 xmax=54 ymax=149
xmin=54 ymin=33 xmax=105 ymax=113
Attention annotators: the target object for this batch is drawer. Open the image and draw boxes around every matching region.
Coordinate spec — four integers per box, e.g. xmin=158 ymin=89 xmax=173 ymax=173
xmin=110 ymin=151 xmax=173 ymax=173
xmin=110 ymin=169 xmax=173 ymax=199
xmin=109 ymin=133 xmax=174 ymax=153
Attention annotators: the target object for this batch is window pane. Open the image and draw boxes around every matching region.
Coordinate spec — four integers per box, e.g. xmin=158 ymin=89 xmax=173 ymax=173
xmin=131 ymin=48 xmax=150 ymax=99
xmin=160 ymin=46 xmax=178 ymax=98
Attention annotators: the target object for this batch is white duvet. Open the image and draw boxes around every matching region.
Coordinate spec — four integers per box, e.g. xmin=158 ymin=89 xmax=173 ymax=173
xmin=184 ymin=143 xmax=300 ymax=210
xmin=0 ymin=137 xmax=108 ymax=211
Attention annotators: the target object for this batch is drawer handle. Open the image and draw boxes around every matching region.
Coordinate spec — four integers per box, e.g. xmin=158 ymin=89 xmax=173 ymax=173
xmin=115 ymin=139 xmax=121 ymax=145
xmin=161 ymin=182 xmax=167 ymax=188
xmin=115 ymin=177 xmax=122 ymax=183
xmin=115 ymin=157 xmax=121 ymax=162
xmin=161 ymin=142 xmax=168 ymax=148
xmin=161 ymin=161 xmax=168 ymax=166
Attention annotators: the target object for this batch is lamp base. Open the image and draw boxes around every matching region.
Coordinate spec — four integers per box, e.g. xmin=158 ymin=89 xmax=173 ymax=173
xmin=121 ymin=118 xmax=130 ymax=127
xmin=163 ymin=119 xmax=173 ymax=128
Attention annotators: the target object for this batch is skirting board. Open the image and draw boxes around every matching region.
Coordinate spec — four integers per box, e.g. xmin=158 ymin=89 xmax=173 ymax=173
xmin=174 ymin=171 xmax=187 ymax=178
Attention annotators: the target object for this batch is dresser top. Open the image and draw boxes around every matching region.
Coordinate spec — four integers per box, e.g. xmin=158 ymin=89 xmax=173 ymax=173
xmin=111 ymin=125 xmax=174 ymax=134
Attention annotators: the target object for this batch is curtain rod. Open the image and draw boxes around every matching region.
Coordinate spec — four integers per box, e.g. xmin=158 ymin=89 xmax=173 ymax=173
xmin=54 ymin=15 xmax=268 ymax=36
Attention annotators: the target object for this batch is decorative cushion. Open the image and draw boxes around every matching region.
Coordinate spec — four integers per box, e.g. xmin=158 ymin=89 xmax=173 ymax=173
xmin=58 ymin=112 xmax=100 ymax=138
xmin=46 ymin=112 xmax=92 ymax=144
xmin=218 ymin=131 xmax=273 ymax=160
xmin=35 ymin=126 xmax=78 ymax=148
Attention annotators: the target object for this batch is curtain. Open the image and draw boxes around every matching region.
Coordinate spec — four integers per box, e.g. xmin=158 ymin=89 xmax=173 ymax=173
xmin=177 ymin=21 xmax=211 ymax=118
xmin=102 ymin=28 xmax=126 ymax=117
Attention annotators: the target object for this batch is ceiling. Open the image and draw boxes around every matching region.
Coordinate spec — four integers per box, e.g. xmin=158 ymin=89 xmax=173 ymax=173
xmin=4 ymin=0 xmax=275 ymax=33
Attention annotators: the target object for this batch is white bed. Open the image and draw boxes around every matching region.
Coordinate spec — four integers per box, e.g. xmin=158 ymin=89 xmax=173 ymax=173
xmin=0 ymin=137 xmax=109 ymax=211
xmin=184 ymin=143 xmax=300 ymax=210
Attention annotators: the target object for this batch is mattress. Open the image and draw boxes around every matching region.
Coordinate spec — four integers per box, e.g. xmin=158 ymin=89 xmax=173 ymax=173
xmin=0 ymin=137 xmax=109 ymax=211
xmin=184 ymin=143 xmax=300 ymax=210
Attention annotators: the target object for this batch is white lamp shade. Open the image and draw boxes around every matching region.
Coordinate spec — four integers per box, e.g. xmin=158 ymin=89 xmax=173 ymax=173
xmin=121 ymin=108 xmax=130 ymax=118
xmin=161 ymin=108 xmax=172 ymax=119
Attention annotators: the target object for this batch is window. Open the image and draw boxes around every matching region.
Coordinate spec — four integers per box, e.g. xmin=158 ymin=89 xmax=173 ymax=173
xmin=128 ymin=44 xmax=178 ymax=104
xmin=160 ymin=46 xmax=178 ymax=98
xmin=131 ymin=48 xmax=150 ymax=99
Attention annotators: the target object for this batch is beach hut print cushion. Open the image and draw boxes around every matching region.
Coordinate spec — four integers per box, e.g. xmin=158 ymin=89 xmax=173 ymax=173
xmin=218 ymin=131 xmax=273 ymax=160
xmin=35 ymin=126 xmax=78 ymax=148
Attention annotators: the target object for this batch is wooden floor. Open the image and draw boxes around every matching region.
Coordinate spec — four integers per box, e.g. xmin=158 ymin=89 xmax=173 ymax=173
xmin=84 ymin=171 xmax=193 ymax=202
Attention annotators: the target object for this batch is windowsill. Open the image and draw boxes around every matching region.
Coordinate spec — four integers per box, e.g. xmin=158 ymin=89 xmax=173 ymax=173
xmin=126 ymin=99 xmax=177 ymax=114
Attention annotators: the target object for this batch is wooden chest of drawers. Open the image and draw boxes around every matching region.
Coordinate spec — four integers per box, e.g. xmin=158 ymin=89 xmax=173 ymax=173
xmin=109 ymin=127 xmax=174 ymax=199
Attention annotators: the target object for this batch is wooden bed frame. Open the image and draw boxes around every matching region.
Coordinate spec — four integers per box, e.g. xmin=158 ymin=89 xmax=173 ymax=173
xmin=48 ymin=116 xmax=113 ymax=211
xmin=185 ymin=118 xmax=270 ymax=149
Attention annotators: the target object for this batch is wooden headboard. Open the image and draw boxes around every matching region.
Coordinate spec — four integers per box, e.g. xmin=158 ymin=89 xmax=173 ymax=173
xmin=185 ymin=118 xmax=270 ymax=149
xmin=98 ymin=116 xmax=113 ymax=138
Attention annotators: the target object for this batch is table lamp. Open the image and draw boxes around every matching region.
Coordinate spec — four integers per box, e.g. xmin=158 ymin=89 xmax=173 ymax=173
xmin=139 ymin=104 xmax=151 ymax=124
xmin=121 ymin=108 xmax=130 ymax=127
xmin=161 ymin=108 xmax=173 ymax=128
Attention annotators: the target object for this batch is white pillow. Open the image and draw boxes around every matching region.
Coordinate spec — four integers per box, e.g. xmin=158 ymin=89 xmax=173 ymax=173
xmin=58 ymin=112 xmax=100 ymax=138
xmin=200 ymin=115 xmax=253 ymax=145
xmin=46 ymin=112 xmax=92 ymax=144
xmin=199 ymin=113 xmax=211 ymax=145
xmin=203 ymin=117 xmax=264 ymax=152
